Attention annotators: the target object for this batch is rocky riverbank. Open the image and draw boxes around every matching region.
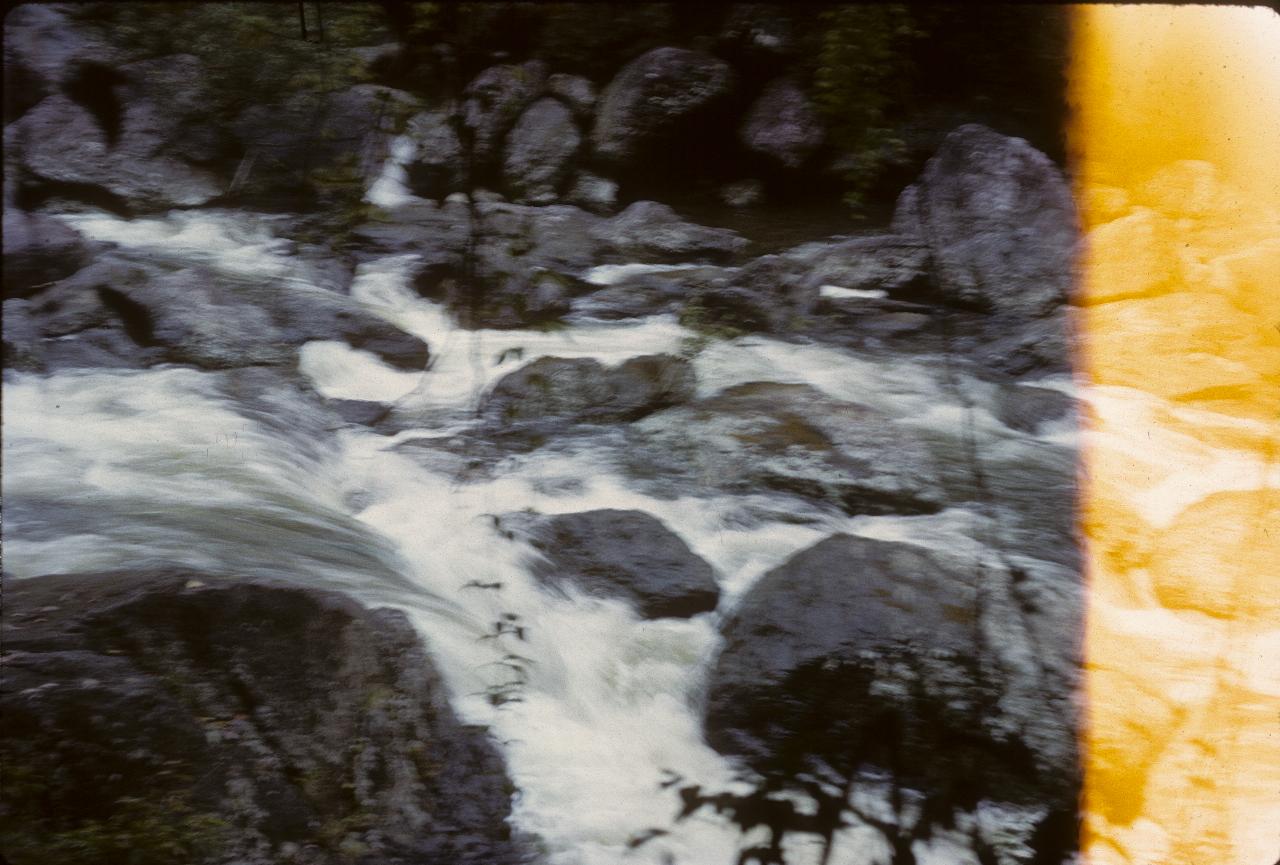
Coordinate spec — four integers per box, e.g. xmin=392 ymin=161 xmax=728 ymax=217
xmin=3 ymin=5 xmax=1085 ymax=865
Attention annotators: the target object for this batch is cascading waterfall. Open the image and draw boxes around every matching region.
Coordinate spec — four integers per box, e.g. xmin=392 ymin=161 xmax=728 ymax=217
xmin=5 ymin=206 xmax=1087 ymax=865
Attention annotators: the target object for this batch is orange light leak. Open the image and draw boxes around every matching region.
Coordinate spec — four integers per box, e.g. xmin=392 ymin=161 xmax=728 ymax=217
xmin=1069 ymin=5 xmax=1280 ymax=864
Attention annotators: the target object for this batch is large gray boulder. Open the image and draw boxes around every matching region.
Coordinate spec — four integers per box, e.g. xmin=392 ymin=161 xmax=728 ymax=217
xmin=18 ymin=261 xmax=429 ymax=372
xmin=513 ymin=509 xmax=719 ymax=618
xmin=10 ymin=93 xmax=222 ymax=210
xmin=739 ymin=78 xmax=824 ymax=170
xmin=502 ymin=98 xmax=581 ymax=204
xmin=2 ymin=4 xmax=117 ymax=122
xmin=546 ymin=73 xmax=597 ymax=121
xmin=483 ymin=353 xmax=694 ymax=426
xmin=706 ymin=533 xmax=1081 ymax=852
xmin=1 ymin=571 xmax=529 ymax=865
xmin=622 ymin=382 xmax=944 ymax=516
xmin=591 ymin=48 xmax=733 ymax=166
xmin=463 ymin=61 xmax=548 ymax=167
xmin=895 ymin=124 xmax=1077 ymax=318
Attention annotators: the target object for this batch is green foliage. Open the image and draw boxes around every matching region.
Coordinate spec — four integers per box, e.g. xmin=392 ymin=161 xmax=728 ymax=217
xmin=538 ymin=3 xmax=675 ymax=79
xmin=71 ymin=3 xmax=392 ymax=121
xmin=810 ymin=6 xmax=919 ymax=212
xmin=0 ymin=764 xmax=229 ymax=865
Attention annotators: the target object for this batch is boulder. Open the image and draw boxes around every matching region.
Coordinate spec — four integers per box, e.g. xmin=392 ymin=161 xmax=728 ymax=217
xmin=705 ymin=533 xmax=1081 ymax=846
xmin=463 ymin=61 xmax=547 ymax=167
xmin=1 ymin=571 xmax=528 ymax=865
xmin=402 ymin=109 xmax=465 ymax=199
xmin=22 ymin=262 xmax=429 ymax=372
xmin=502 ymin=98 xmax=581 ymax=204
xmin=592 ymin=201 xmax=747 ymax=264
xmin=570 ymin=267 xmax=716 ymax=321
xmin=781 ymin=234 xmax=930 ymax=298
xmin=2 ymin=4 xmax=118 ymax=122
xmin=898 ymin=124 xmax=1077 ymax=318
xmin=1 ymin=210 xmax=93 ymax=298
xmin=622 ymin=382 xmax=944 ymax=516
xmin=591 ymin=48 xmax=733 ymax=167
xmin=482 ymin=353 xmax=694 ymax=425
xmin=691 ymin=254 xmax=818 ymax=332
xmin=10 ymin=93 xmax=222 ymax=210
xmin=116 ymin=54 xmax=227 ymax=165
xmin=546 ymin=73 xmax=597 ymax=120
xmin=739 ymin=78 xmax=824 ymax=170
xmin=234 ymin=85 xmax=421 ymax=203
xmin=513 ymin=509 xmax=719 ymax=618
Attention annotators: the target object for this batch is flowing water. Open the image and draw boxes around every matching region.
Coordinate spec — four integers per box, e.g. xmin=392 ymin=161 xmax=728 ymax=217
xmin=4 ymin=202 xmax=1092 ymax=865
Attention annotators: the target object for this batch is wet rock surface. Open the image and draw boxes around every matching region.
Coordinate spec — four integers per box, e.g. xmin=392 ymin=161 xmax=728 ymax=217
xmin=1 ymin=571 xmax=530 ymax=865
xmin=482 ymin=354 xmax=695 ymax=426
xmin=621 ymin=382 xmax=945 ymax=517
xmin=896 ymin=123 xmax=1078 ymax=319
xmin=739 ymin=78 xmax=824 ymax=170
xmin=13 ymin=256 xmax=428 ymax=373
xmin=705 ymin=532 xmax=1081 ymax=854
xmin=591 ymin=47 xmax=734 ymax=169
xmin=503 ymin=98 xmax=581 ymax=204
xmin=509 ymin=509 xmax=720 ymax=618
xmin=2 ymin=209 xmax=93 ymax=298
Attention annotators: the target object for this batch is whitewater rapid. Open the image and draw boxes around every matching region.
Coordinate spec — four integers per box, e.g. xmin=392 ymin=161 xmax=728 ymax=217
xmin=0 ymin=206 xmax=1140 ymax=865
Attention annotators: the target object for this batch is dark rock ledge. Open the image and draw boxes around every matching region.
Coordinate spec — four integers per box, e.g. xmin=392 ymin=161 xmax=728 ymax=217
xmin=0 ymin=570 xmax=532 ymax=865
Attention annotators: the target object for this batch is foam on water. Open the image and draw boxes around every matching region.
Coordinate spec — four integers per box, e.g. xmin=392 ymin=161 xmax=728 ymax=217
xmin=366 ymin=134 xmax=421 ymax=209
xmin=308 ymin=255 xmax=692 ymax=416
xmin=584 ymin=263 xmax=703 ymax=286
xmin=6 ymin=206 xmax=1168 ymax=865
xmin=60 ymin=210 xmax=298 ymax=277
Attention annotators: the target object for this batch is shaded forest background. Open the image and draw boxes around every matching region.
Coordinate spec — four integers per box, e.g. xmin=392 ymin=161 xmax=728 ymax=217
xmin=61 ymin=2 xmax=1067 ymax=214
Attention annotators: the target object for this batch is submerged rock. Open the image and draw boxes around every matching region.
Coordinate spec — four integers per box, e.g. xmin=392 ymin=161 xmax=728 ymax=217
xmin=719 ymin=179 xmax=764 ymax=208
xmin=1 ymin=571 xmax=529 ymax=865
xmin=512 ymin=509 xmax=719 ymax=618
